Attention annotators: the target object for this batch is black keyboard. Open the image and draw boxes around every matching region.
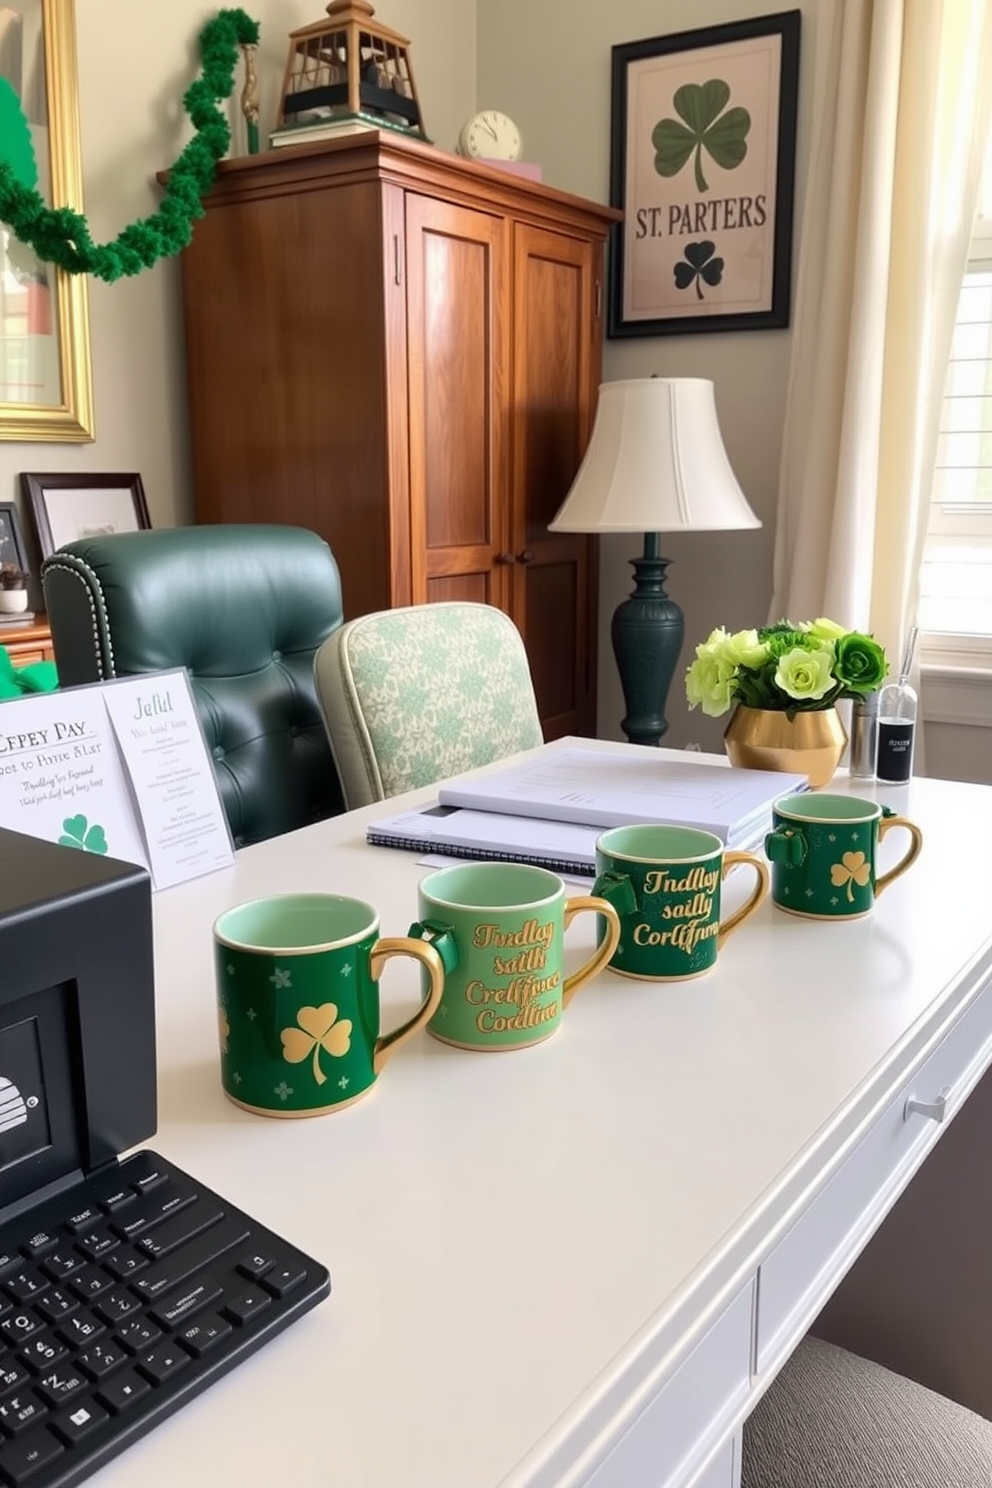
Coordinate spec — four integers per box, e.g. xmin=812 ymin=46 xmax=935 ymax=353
xmin=0 ymin=1150 xmax=330 ymax=1488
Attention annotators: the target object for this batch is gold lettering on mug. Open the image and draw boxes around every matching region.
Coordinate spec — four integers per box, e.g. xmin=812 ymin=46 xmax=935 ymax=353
xmin=477 ymin=1002 xmax=559 ymax=1033
xmin=473 ymin=918 xmax=555 ymax=950
xmin=644 ymin=867 xmax=720 ymax=896
xmin=632 ymin=918 xmax=719 ymax=953
xmin=465 ymin=972 xmax=561 ymax=1009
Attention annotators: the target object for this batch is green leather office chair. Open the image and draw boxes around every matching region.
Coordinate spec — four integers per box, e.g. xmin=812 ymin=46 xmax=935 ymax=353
xmin=313 ymin=601 xmax=544 ymax=808
xmin=41 ymin=524 xmax=346 ymax=847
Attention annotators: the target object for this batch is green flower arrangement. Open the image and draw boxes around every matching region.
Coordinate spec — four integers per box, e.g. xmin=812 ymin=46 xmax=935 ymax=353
xmin=686 ymin=619 xmax=888 ymax=719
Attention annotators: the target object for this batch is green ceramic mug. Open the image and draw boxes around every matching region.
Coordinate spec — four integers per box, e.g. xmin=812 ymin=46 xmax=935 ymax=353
xmin=593 ymin=824 xmax=769 ymax=981
xmin=764 ymin=793 xmax=923 ymax=920
xmin=214 ymin=892 xmax=446 ymax=1116
xmin=409 ymin=861 xmax=621 ymax=1051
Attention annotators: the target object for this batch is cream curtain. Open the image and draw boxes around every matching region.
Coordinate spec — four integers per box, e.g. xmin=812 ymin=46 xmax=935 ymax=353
xmin=770 ymin=0 xmax=992 ymax=669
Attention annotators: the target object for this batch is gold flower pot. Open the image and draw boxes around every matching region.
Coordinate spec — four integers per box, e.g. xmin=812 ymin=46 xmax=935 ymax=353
xmin=723 ymin=705 xmax=848 ymax=789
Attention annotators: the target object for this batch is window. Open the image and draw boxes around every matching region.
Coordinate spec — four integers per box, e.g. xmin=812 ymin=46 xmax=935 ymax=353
xmin=919 ymin=137 xmax=992 ymax=670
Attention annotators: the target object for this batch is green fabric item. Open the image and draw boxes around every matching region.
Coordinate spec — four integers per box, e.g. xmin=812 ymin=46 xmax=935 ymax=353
xmin=0 ymin=649 xmax=59 ymax=698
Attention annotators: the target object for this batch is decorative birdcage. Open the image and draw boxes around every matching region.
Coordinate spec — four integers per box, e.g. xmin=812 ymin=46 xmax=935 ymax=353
xmin=278 ymin=0 xmax=428 ymax=140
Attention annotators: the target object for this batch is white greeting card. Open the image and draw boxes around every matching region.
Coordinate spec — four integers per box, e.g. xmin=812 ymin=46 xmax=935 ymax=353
xmin=0 ymin=671 xmax=234 ymax=890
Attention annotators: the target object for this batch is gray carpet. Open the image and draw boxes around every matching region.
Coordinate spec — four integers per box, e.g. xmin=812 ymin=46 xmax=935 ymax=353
xmin=742 ymin=1337 xmax=992 ymax=1487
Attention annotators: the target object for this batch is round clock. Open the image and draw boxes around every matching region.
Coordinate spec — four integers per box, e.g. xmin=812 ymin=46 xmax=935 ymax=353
xmin=458 ymin=110 xmax=523 ymax=162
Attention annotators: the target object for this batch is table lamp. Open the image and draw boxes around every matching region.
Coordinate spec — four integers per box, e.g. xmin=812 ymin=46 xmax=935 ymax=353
xmin=549 ymin=377 xmax=760 ymax=747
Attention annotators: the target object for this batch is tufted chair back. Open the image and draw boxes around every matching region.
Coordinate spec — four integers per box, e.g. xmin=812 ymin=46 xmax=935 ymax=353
xmin=41 ymin=525 xmax=346 ymax=847
xmin=313 ymin=601 xmax=544 ymax=809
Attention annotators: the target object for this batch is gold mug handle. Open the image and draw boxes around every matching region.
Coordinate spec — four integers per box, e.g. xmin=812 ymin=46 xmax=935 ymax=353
xmin=718 ymin=853 xmax=770 ymax=947
xmin=875 ymin=816 xmax=924 ymax=898
xmin=369 ymin=937 xmax=446 ymax=1074
xmin=561 ymin=897 xmax=621 ymax=1008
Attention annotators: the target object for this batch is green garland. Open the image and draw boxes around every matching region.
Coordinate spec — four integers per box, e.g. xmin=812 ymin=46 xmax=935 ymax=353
xmin=0 ymin=9 xmax=260 ymax=283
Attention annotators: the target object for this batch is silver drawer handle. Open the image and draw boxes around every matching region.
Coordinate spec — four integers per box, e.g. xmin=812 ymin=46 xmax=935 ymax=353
xmin=904 ymin=1089 xmax=950 ymax=1124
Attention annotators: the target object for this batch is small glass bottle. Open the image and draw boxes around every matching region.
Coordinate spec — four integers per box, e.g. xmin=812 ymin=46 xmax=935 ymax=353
xmin=875 ymin=674 xmax=917 ymax=783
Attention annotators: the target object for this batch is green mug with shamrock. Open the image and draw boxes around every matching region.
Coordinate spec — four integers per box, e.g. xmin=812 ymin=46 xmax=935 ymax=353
xmin=213 ymin=893 xmax=449 ymax=1116
xmin=764 ymin=794 xmax=923 ymax=920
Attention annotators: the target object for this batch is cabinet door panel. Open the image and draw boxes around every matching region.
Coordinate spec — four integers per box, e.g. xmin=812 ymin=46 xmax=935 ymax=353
xmin=405 ymin=197 xmax=509 ymax=608
xmin=512 ymin=224 xmax=601 ymax=737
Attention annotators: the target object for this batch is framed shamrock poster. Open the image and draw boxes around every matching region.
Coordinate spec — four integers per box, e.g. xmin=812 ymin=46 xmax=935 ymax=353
xmin=608 ymin=11 xmax=800 ymax=338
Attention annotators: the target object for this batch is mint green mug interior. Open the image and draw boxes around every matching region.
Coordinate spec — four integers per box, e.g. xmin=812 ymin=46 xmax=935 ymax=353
xmin=597 ymin=823 xmax=724 ymax=861
xmin=419 ymin=861 xmax=564 ymax=911
xmin=214 ymin=892 xmax=377 ymax=951
xmin=773 ymin=793 xmax=880 ymax=826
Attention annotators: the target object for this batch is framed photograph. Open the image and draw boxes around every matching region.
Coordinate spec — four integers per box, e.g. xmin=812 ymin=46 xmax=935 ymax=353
xmin=21 ymin=472 xmax=151 ymax=558
xmin=0 ymin=502 xmax=30 ymax=575
xmin=608 ymin=11 xmax=801 ymax=338
xmin=0 ymin=0 xmax=94 ymax=440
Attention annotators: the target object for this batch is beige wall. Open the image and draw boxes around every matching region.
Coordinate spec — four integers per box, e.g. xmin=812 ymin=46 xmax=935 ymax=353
xmin=0 ymin=0 xmax=983 ymax=781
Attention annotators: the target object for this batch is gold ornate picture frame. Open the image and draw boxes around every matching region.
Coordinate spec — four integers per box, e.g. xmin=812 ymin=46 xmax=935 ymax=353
xmin=0 ymin=0 xmax=93 ymax=440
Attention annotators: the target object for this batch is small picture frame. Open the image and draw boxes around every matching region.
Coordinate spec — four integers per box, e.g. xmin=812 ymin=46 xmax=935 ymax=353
xmin=609 ymin=11 xmax=801 ymax=337
xmin=20 ymin=473 xmax=151 ymax=559
xmin=0 ymin=503 xmax=30 ymax=576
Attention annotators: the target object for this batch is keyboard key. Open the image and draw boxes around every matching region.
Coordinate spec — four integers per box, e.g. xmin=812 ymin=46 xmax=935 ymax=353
xmin=0 ymin=1424 xmax=64 ymax=1483
xmin=222 ymin=1288 xmax=271 ymax=1327
xmin=261 ymin=1263 xmax=308 ymax=1299
xmin=0 ymin=1392 xmax=47 ymax=1434
xmin=76 ymin=1228 xmax=120 ymax=1262
xmin=97 ymin=1187 xmax=134 ymax=1215
xmin=21 ymin=1235 xmax=56 ymax=1261
xmin=176 ymin=1313 xmax=232 ymax=1358
xmin=77 ymin=1340 xmax=127 ymax=1381
xmin=149 ymin=1280 xmax=222 ymax=1331
xmin=136 ymin=1343 xmax=190 ymax=1386
xmin=1 ymin=1314 xmax=41 ymax=1347
xmin=34 ymin=1290 xmax=77 ymax=1325
xmin=63 ymin=1206 xmax=101 ymax=1236
xmin=3 ymin=1271 xmax=47 ymax=1305
xmin=0 ymin=1362 xmax=29 ymax=1397
xmin=93 ymin=1290 xmax=140 ymax=1326
xmin=131 ymin=1169 xmax=168 ymax=1196
xmin=110 ymin=1184 xmax=196 ymax=1243
xmin=236 ymin=1251 xmax=275 ymax=1280
xmin=35 ymin=1366 xmax=87 ymax=1408
xmin=20 ymin=1335 xmax=69 ymax=1372
xmin=51 ymin=1399 xmax=109 ymax=1445
xmin=56 ymin=1312 xmax=104 ymax=1348
xmin=116 ymin=1318 xmax=162 ymax=1355
xmin=68 ymin=1266 xmax=114 ymax=1302
xmin=137 ymin=1202 xmax=224 ymax=1261
xmin=40 ymin=1251 xmax=85 ymax=1283
xmin=104 ymin=1249 xmax=147 ymax=1282
xmin=96 ymin=1369 xmax=151 ymax=1414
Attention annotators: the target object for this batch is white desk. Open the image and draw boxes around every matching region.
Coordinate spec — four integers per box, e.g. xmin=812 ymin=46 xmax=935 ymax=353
xmin=95 ymin=739 xmax=992 ymax=1488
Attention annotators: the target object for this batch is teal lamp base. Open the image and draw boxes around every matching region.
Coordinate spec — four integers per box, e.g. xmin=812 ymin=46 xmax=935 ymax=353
xmin=611 ymin=534 xmax=684 ymax=747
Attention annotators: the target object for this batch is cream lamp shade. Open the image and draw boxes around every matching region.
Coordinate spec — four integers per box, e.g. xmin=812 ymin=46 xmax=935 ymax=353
xmin=549 ymin=377 xmax=760 ymax=746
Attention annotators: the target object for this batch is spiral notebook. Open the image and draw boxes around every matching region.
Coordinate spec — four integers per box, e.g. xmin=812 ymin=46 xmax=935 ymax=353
xmin=366 ymin=804 xmax=600 ymax=876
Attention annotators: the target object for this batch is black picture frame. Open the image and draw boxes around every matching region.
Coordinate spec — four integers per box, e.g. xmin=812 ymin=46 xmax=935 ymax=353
xmin=608 ymin=10 xmax=801 ymax=338
xmin=0 ymin=503 xmax=30 ymax=577
xmin=20 ymin=473 xmax=152 ymax=559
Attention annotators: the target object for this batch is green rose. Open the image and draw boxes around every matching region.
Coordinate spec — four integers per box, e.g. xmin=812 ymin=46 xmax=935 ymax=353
xmin=686 ymin=652 xmax=736 ymax=716
xmin=722 ymin=628 xmax=768 ymax=669
xmin=807 ymin=617 xmax=847 ymax=642
xmin=760 ymin=626 xmax=810 ymax=659
xmin=834 ymin=633 xmax=887 ymax=693
xmin=774 ymin=646 xmax=835 ymax=702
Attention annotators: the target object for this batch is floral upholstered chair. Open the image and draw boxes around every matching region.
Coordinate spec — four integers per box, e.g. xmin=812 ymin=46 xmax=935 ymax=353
xmin=313 ymin=602 xmax=544 ymax=808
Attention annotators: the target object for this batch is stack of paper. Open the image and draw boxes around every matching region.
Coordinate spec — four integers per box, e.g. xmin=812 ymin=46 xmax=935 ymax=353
xmin=367 ymin=746 xmax=808 ymax=874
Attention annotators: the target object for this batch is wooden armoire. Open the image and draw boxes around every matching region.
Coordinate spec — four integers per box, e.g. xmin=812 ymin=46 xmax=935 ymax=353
xmin=175 ymin=130 xmax=620 ymax=738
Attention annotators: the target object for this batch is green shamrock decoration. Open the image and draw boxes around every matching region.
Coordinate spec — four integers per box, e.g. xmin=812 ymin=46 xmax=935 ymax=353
xmin=674 ymin=240 xmax=724 ymax=300
xmin=652 ymin=80 xmax=751 ymax=194
xmin=58 ymin=814 xmax=109 ymax=855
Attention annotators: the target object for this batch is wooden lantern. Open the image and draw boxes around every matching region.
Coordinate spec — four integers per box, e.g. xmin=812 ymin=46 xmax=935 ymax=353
xmin=278 ymin=0 xmax=428 ymax=140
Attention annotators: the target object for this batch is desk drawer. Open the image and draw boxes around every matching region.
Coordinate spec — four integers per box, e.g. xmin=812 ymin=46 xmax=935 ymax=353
xmin=756 ymin=975 xmax=992 ymax=1373
xmin=584 ymin=1281 xmax=753 ymax=1488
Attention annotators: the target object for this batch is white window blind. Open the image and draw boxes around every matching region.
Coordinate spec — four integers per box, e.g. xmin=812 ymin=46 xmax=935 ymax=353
xmin=919 ymin=138 xmax=992 ymax=665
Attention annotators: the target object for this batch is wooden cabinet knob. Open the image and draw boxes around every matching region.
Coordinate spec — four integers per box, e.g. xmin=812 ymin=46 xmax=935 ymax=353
xmin=517 ymin=550 xmax=534 ymax=564
xmin=495 ymin=552 xmax=516 ymax=565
